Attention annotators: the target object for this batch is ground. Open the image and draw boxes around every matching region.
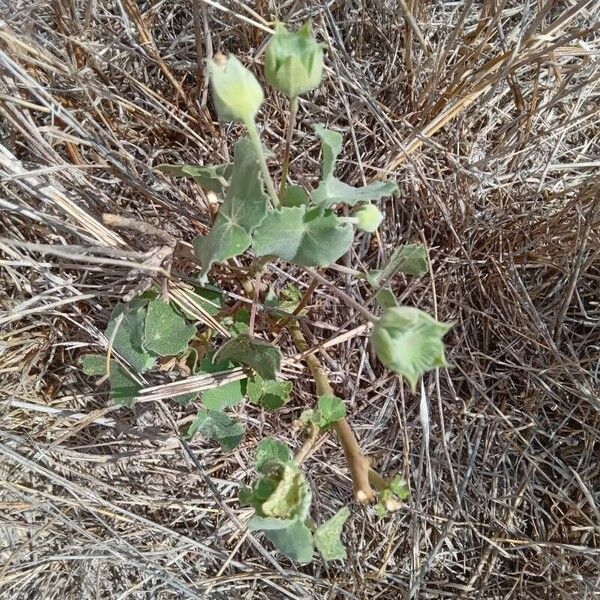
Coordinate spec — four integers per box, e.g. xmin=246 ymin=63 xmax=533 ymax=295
xmin=1 ymin=1 xmax=599 ymax=599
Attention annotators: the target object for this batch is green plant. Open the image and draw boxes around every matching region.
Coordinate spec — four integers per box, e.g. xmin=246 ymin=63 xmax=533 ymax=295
xmin=81 ymin=22 xmax=452 ymax=563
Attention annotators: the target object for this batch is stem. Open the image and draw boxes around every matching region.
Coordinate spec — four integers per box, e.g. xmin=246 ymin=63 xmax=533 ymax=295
xmin=290 ymin=322 xmax=386 ymax=502
xmin=245 ymin=118 xmax=280 ymax=208
xmin=279 ymin=95 xmax=298 ymax=200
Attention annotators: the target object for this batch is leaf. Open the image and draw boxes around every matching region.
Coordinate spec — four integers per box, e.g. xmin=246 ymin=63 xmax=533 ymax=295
xmin=370 ymin=306 xmax=452 ymax=390
xmin=181 ymin=286 xmax=222 ymax=318
xmin=157 ymin=163 xmax=232 ymax=194
xmin=261 ymin=464 xmax=311 ymax=520
xmin=193 ymin=218 xmax=252 ymax=277
xmin=186 ymin=408 xmax=244 ymax=451
xmin=314 ymin=124 xmax=342 ymax=180
xmin=255 ymin=438 xmax=292 ymax=473
xmin=283 ymin=185 xmax=309 ymax=207
xmin=215 ymin=333 xmax=281 ymax=380
xmin=143 ymin=300 xmax=196 ymax=357
xmin=368 ymin=244 xmax=428 ymax=286
xmin=197 ymin=353 xmax=246 ymax=411
xmin=376 ymin=287 xmax=398 ymax=308
xmin=193 ymin=138 xmax=268 ymax=276
xmin=222 ymin=309 xmax=250 ymax=337
xmin=80 ymin=354 xmax=106 ymax=376
xmin=317 ymin=395 xmax=346 ymax=427
xmin=248 ymin=514 xmax=294 ymax=531
xmin=264 ymin=520 xmax=314 ymax=564
xmin=79 ymin=354 xmax=139 ymax=406
xmin=247 ymin=374 xmax=292 ymax=411
xmin=173 ymin=391 xmax=198 ymax=406
xmin=313 ymin=177 xmax=398 ymax=208
xmin=220 ymin=138 xmax=269 ymax=232
xmin=312 ymin=124 xmax=398 ymax=208
xmin=106 ymin=303 xmax=155 ymax=373
xmin=315 ymin=507 xmax=350 ymax=561
xmin=252 ymin=205 xmax=353 ymax=267
xmin=389 ymin=475 xmax=410 ymax=500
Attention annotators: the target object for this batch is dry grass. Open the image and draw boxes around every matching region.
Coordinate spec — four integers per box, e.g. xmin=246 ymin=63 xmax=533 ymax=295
xmin=1 ymin=1 xmax=599 ymax=598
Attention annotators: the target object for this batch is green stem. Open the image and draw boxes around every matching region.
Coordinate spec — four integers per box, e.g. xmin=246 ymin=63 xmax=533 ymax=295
xmin=279 ymin=95 xmax=298 ymax=200
xmin=245 ymin=118 xmax=280 ymax=208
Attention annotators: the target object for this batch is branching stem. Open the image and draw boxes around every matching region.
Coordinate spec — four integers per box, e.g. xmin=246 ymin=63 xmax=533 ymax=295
xmin=290 ymin=322 xmax=386 ymax=502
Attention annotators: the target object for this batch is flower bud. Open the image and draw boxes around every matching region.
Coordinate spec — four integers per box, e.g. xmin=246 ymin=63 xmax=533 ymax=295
xmin=354 ymin=204 xmax=383 ymax=232
xmin=210 ymin=54 xmax=264 ymax=123
xmin=264 ymin=23 xmax=324 ymax=98
xmin=370 ymin=307 xmax=452 ymax=390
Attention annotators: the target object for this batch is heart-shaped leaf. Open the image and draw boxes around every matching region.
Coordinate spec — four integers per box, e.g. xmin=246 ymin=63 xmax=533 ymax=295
xmin=197 ymin=352 xmax=246 ymax=411
xmin=247 ymin=374 xmax=292 ymax=411
xmin=187 ymin=408 xmax=244 ymax=451
xmin=252 ymin=205 xmax=353 ymax=267
xmin=106 ymin=303 xmax=155 ymax=373
xmin=264 ymin=520 xmax=314 ymax=564
xmin=143 ymin=300 xmax=196 ymax=357
xmin=215 ymin=334 xmax=281 ymax=380
xmin=315 ymin=507 xmax=350 ymax=561
xmin=79 ymin=354 xmax=140 ymax=406
xmin=255 ymin=438 xmax=292 ymax=473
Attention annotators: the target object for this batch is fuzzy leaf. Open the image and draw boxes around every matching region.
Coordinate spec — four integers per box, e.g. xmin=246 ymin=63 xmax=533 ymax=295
xmin=157 ymin=163 xmax=232 ymax=194
xmin=247 ymin=374 xmax=292 ymax=411
xmin=193 ymin=217 xmax=252 ymax=277
xmin=215 ymin=334 xmax=281 ymax=380
xmin=248 ymin=514 xmax=293 ymax=531
xmin=197 ymin=353 xmax=246 ymax=411
xmin=315 ymin=507 xmax=350 ymax=561
xmin=255 ymin=438 xmax=292 ymax=473
xmin=264 ymin=520 xmax=314 ymax=564
xmin=370 ymin=307 xmax=452 ymax=390
xmin=283 ymin=184 xmax=309 ymax=207
xmin=389 ymin=475 xmax=410 ymax=500
xmin=193 ymin=138 xmax=268 ymax=276
xmin=261 ymin=464 xmax=311 ymax=520
xmin=106 ymin=303 xmax=155 ymax=373
xmin=79 ymin=354 xmax=139 ymax=406
xmin=181 ymin=287 xmax=222 ymax=318
xmin=143 ymin=300 xmax=196 ymax=357
xmin=312 ymin=124 xmax=397 ymax=208
xmin=313 ymin=177 xmax=398 ymax=208
xmin=376 ymin=287 xmax=398 ymax=308
xmin=187 ymin=408 xmax=244 ymax=451
xmin=368 ymin=244 xmax=428 ymax=286
xmin=252 ymin=205 xmax=353 ymax=267
xmin=317 ymin=395 xmax=346 ymax=424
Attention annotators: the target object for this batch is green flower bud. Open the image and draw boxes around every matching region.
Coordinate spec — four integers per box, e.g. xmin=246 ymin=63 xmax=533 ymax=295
xmin=370 ymin=307 xmax=452 ymax=390
xmin=209 ymin=55 xmax=264 ymax=123
xmin=354 ymin=204 xmax=383 ymax=232
xmin=264 ymin=23 xmax=324 ymax=98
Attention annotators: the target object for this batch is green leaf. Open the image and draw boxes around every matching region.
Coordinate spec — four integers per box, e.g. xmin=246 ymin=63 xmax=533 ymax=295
xmin=197 ymin=352 xmax=246 ymax=411
xmin=264 ymin=520 xmax=314 ymax=564
xmin=193 ymin=217 xmax=252 ymax=277
xmin=247 ymin=374 xmax=292 ymax=411
xmin=261 ymin=464 xmax=311 ymax=520
xmin=215 ymin=333 xmax=281 ymax=380
xmin=220 ymin=138 xmax=269 ymax=232
xmin=248 ymin=514 xmax=294 ymax=531
xmin=283 ymin=184 xmax=309 ymax=207
xmin=255 ymin=438 xmax=292 ymax=473
xmin=173 ymin=391 xmax=198 ymax=406
xmin=80 ymin=354 xmax=106 ymax=376
xmin=187 ymin=408 xmax=244 ymax=451
xmin=317 ymin=395 xmax=346 ymax=427
xmin=252 ymin=205 xmax=353 ymax=267
xmin=157 ymin=163 xmax=232 ymax=194
xmin=314 ymin=124 xmax=342 ymax=180
xmin=181 ymin=286 xmax=222 ymax=317
xmin=106 ymin=303 xmax=155 ymax=373
xmin=315 ymin=507 xmax=350 ymax=561
xmin=368 ymin=244 xmax=428 ymax=286
xmin=79 ymin=354 xmax=140 ymax=406
xmin=376 ymin=287 xmax=398 ymax=308
xmin=370 ymin=306 xmax=452 ymax=390
xmin=143 ymin=300 xmax=196 ymax=357
xmin=313 ymin=177 xmax=398 ymax=208
xmin=193 ymin=138 xmax=268 ymax=277
xmin=312 ymin=124 xmax=398 ymax=208
xmin=389 ymin=475 xmax=410 ymax=500
xmin=222 ymin=309 xmax=250 ymax=337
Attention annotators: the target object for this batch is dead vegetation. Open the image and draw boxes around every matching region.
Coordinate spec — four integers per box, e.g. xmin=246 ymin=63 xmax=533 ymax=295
xmin=1 ymin=0 xmax=599 ymax=598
